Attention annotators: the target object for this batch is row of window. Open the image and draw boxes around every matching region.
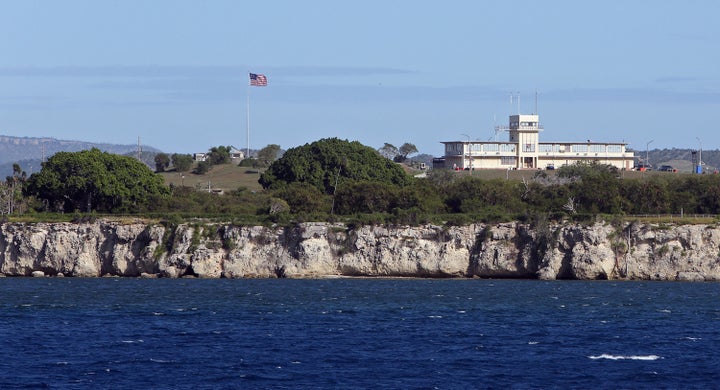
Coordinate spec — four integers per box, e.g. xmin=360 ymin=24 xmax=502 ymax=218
xmin=447 ymin=143 xmax=624 ymax=154
xmin=500 ymin=157 xmax=517 ymax=165
xmin=446 ymin=143 xmax=518 ymax=153
xmin=538 ymin=144 xmax=624 ymax=153
xmin=509 ymin=122 xmax=538 ymax=128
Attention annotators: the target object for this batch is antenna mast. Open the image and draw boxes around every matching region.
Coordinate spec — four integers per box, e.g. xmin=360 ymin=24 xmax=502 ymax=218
xmin=137 ymin=136 xmax=142 ymax=161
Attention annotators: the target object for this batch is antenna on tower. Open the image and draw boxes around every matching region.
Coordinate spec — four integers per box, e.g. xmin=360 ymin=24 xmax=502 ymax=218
xmin=137 ymin=136 xmax=142 ymax=161
xmin=492 ymin=113 xmax=497 ymax=141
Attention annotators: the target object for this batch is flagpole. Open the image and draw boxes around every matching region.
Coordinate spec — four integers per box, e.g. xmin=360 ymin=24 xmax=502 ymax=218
xmin=246 ymin=74 xmax=250 ymax=159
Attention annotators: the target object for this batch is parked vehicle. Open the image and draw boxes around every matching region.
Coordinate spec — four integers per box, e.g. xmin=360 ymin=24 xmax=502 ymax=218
xmin=659 ymin=165 xmax=677 ymax=172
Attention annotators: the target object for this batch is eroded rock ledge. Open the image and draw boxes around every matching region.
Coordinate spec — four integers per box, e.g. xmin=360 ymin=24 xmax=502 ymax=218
xmin=1 ymin=220 xmax=718 ymax=280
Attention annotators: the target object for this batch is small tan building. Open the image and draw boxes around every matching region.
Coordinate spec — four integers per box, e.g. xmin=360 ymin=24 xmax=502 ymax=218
xmin=440 ymin=113 xmax=634 ymax=170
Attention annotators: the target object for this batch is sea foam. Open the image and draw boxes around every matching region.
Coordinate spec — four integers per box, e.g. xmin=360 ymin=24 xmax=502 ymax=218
xmin=588 ymin=354 xmax=661 ymax=361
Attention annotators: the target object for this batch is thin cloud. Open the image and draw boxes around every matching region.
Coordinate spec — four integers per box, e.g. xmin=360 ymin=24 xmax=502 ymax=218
xmin=0 ymin=65 xmax=412 ymax=79
xmin=86 ymin=78 xmax=506 ymax=105
xmin=6 ymin=65 xmax=717 ymax=109
xmin=0 ymin=65 xmax=417 ymax=109
xmin=543 ymin=87 xmax=720 ymax=104
xmin=654 ymin=76 xmax=706 ymax=84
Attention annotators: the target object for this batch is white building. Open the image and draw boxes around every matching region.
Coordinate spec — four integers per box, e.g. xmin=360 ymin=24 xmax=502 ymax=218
xmin=439 ymin=113 xmax=635 ymax=170
xmin=229 ymin=146 xmax=245 ymax=160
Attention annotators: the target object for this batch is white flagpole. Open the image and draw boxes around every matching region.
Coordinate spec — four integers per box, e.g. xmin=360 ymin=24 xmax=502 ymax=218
xmin=246 ymin=74 xmax=250 ymax=158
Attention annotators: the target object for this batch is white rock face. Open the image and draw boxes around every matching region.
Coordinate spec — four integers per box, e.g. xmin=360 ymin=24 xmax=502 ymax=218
xmin=0 ymin=220 xmax=719 ymax=280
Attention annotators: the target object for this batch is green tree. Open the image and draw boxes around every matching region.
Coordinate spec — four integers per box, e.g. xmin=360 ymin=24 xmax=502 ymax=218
xmin=256 ymin=144 xmax=281 ymax=167
xmin=560 ymin=163 xmax=622 ymax=214
xmin=1 ymin=163 xmax=27 ymax=215
xmin=395 ymin=142 xmax=419 ymax=162
xmin=273 ymin=182 xmax=329 ymax=214
xmin=334 ymin=181 xmax=399 ymax=214
xmin=444 ymin=177 xmax=524 ymax=215
xmin=259 ymin=138 xmax=410 ymax=194
xmin=378 ymin=143 xmax=399 ymax=160
xmin=194 ymin=160 xmax=212 ymax=175
xmin=207 ymin=146 xmax=231 ymax=165
xmin=397 ymin=178 xmax=445 ymax=214
xmin=426 ymin=169 xmax=459 ymax=189
xmin=171 ymin=153 xmax=193 ymax=172
xmin=154 ymin=153 xmax=170 ymax=172
xmin=25 ymin=148 xmax=169 ymax=213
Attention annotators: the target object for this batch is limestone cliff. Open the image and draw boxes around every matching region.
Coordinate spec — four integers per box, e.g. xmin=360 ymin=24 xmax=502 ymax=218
xmin=1 ymin=220 xmax=719 ymax=281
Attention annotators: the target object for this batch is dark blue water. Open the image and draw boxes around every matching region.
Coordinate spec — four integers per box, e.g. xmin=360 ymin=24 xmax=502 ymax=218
xmin=1 ymin=278 xmax=718 ymax=389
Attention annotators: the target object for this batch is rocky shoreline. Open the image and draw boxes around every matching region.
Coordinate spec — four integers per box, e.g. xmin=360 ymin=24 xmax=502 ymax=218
xmin=1 ymin=220 xmax=719 ymax=281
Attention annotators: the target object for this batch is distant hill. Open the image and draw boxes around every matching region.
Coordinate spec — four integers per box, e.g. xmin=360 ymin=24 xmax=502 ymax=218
xmin=0 ymin=135 xmax=160 ymax=177
xmin=634 ymin=148 xmax=720 ymax=173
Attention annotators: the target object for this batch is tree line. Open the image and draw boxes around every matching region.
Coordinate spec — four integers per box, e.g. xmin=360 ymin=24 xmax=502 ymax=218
xmin=8 ymin=139 xmax=720 ymax=225
xmin=154 ymin=144 xmax=282 ymax=174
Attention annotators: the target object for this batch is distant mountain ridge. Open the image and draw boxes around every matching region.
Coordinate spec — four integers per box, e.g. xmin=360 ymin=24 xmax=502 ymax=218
xmin=630 ymin=148 xmax=720 ymax=173
xmin=0 ymin=135 xmax=160 ymax=163
xmin=0 ymin=135 xmax=160 ymax=177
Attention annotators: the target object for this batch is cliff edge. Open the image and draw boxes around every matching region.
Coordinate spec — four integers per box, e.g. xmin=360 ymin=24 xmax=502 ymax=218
xmin=1 ymin=220 xmax=718 ymax=281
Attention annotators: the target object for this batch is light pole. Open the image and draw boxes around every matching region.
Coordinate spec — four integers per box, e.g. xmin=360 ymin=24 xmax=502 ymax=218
xmin=461 ymin=133 xmax=471 ymax=172
xmin=645 ymin=140 xmax=654 ymax=169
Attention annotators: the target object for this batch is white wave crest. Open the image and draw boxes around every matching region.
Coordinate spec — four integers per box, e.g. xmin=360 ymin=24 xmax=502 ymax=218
xmin=588 ymin=354 xmax=661 ymax=361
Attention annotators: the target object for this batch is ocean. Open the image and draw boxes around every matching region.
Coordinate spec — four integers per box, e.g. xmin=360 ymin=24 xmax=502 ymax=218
xmin=0 ymin=278 xmax=718 ymax=389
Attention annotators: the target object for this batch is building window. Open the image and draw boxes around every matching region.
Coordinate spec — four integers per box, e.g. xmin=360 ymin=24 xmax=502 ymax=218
xmin=539 ymin=144 xmax=553 ymax=152
xmin=573 ymin=144 xmax=588 ymax=153
xmin=484 ymin=143 xmax=499 ymax=152
xmin=607 ymin=145 xmax=622 ymax=153
xmin=500 ymin=144 xmax=516 ymax=152
xmin=445 ymin=143 xmax=463 ymax=154
xmin=501 ymin=157 xmax=516 ymax=165
xmin=589 ymin=144 xmax=604 ymax=153
xmin=524 ymin=143 xmax=535 ymax=152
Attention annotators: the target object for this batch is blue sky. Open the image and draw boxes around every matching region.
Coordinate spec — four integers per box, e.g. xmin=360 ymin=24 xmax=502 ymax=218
xmin=1 ymin=0 xmax=718 ymax=156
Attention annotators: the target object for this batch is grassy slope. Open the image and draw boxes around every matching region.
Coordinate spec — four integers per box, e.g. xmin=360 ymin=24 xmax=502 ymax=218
xmin=159 ymin=164 xmax=265 ymax=192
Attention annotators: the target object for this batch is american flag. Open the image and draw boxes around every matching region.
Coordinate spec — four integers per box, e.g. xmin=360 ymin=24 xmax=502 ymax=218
xmin=249 ymin=73 xmax=267 ymax=87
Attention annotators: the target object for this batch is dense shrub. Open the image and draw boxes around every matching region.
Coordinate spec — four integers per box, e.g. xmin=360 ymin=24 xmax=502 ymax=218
xmin=259 ymin=138 xmax=410 ymax=194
